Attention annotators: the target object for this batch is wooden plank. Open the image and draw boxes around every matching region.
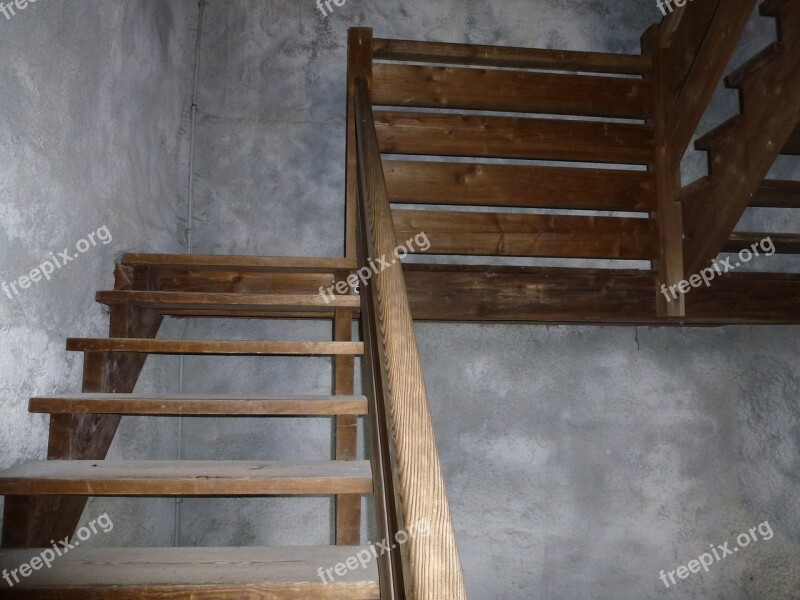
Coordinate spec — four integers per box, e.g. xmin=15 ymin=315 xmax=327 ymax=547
xmin=726 ymin=42 xmax=783 ymax=87
xmin=66 ymin=339 xmax=364 ymax=356
xmin=347 ymin=28 xmax=374 ymax=260
xmin=152 ymin=269 xmax=340 ymax=295
xmin=751 ymin=180 xmax=800 ymax=208
xmin=28 ymin=394 xmax=368 ymax=416
xmin=392 ymin=209 xmax=657 ymax=259
xmin=783 ymin=124 xmax=800 ymax=155
xmin=372 ymin=37 xmax=652 ymax=75
xmin=334 ymin=308 xmax=360 ymax=546
xmin=384 ymin=160 xmax=656 ymax=212
xmin=122 ymin=253 xmax=357 ymax=273
xmin=724 ymin=232 xmax=800 ymax=254
xmin=644 ymin=24 xmax=685 ymax=318
xmin=401 ymin=263 xmax=800 ymax=324
xmin=375 ymin=111 xmax=655 ymax=165
xmin=96 ymin=291 xmax=360 ymax=311
xmin=0 ymin=461 xmax=373 ymax=496
xmin=0 ymin=547 xmax=379 ymax=599
xmin=355 ymin=78 xmax=467 ymax=599
xmin=683 ymin=4 xmax=800 ymax=273
xmin=665 ymin=0 xmax=757 ymax=162
xmin=372 ymin=63 xmax=652 ymax=119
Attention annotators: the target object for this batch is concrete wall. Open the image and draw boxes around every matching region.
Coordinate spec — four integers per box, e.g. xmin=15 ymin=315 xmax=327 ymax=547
xmin=0 ymin=0 xmax=798 ymax=598
xmin=0 ymin=0 xmax=198 ymax=545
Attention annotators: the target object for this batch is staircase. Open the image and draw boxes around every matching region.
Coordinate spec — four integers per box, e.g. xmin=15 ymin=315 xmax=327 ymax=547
xmin=683 ymin=0 xmax=800 ymax=273
xmin=0 ymin=255 xmax=380 ymax=598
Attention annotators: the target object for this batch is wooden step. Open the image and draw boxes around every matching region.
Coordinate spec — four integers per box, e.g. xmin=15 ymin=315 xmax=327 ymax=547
xmin=751 ymin=180 xmax=800 ymax=208
xmin=28 ymin=394 xmax=368 ymax=416
xmin=761 ymin=0 xmax=791 ymax=17
xmin=0 ymin=546 xmax=380 ymax=599
xmin=695 ymin=115 xmax=743 ymax=151
xmin=725 ymin=232 xmax=800 ymax=254
xmin=784 ymin=124 xmax=800 ymax=155
xmin=65 ymin=339 xmax=364 ymax=356
xmin=122 ymin=253 xmax=356 ymax=274
xmin=0 ymin=461 xmax=373 ymax=496
xmin=725 ymin=42 xmax=784 ymax=88
xmin=96 ymin=291 xmax=359 ymax=313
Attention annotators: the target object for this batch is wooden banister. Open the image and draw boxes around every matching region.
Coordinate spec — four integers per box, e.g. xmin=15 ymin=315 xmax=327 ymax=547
xmin=354 ymin=76 xmax=469 ymax=600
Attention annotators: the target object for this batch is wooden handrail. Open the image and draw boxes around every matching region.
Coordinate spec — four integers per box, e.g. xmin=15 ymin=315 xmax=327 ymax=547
xmin=353 ymin=76 xmax=469 ymax=600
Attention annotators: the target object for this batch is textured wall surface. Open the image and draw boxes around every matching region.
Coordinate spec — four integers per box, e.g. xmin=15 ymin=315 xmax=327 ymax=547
xmin=0 ymin=1 xmax=798 ymax=599
xmin=0 ymin=0 xmax=197 ymax=545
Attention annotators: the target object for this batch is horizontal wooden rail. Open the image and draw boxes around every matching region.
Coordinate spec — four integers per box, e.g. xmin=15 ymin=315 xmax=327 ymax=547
xmin=375 ymin=111 xmax=655 ymax=165
xmin=372 ymin=37 xmax=652 ymax=75
xmin=372 ymin=63 xmax=652 ymax=119
xmin=354 ymin=76 xmax=468 ymax=599
xmin=384 ymin=160 xmax=656 ymax=212
xmin=392 ymin=210 xmax=657 ymax=259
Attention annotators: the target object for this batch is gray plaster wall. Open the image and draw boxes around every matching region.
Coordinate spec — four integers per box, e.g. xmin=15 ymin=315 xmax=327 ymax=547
xmin=0 ymin=0 xmax=198 ymax=545
xmin=182 ymin=1 xmax=800 ymax=599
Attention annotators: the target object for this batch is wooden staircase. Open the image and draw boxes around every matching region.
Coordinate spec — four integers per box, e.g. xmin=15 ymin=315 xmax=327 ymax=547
xmin=0 ymin=255 xmax=379 ymax=598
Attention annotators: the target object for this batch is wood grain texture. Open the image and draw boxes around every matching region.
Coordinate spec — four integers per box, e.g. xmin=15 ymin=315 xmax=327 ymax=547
xmin=66 ymin=339 xmax=364 ymax=356
xmin=724 ymin=232 xmax=800 ymax=254
xmin=375 ymin=111 xmax=655 ymax=165
xmin=384 ymin=160 xmax=656 ymax=212
xmin=122 ymin=253 xmax=356 ymax=273
xmin=392 ymin=209 xmax=657 ymax=259
xmin=751 ymin=179 xmax=800 ymax=208
xmin=96 ymin=291 xmax=360 ymax=312
xmin=152 ymin=269 xmax=341 ymax=295
xmin=372 ymin=63 xmax=652 ymax=119
xmin=355 ymin=78 xmax=468 ymax=600
xmin=28 ymin=394 xmax=368 ymax=416
xmin=372 ymin=37 xmax=652 ymax=75
xmin=0 ymin=546 xmax=379 ymax=599
xmin=334 ymin=308 xmax=360 ymax=546
xmin=0 ymin=461 xmax=373 ymax=496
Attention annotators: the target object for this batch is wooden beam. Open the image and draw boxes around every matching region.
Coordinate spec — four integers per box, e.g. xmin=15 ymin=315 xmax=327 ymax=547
xmin=66 ymin=339 xmax=365 ymax=356
xmin=372 ymin=37 xmax=652 ymax=75
xmin=392 ymin=209 xmax=657 ymax=259
xmin=375 ymin=111 xmax=655 ymax=165
xmin=372 ymin=63 xmax=652 ymax=119
xmin=384 ymin=160 xmax=656 ymax=212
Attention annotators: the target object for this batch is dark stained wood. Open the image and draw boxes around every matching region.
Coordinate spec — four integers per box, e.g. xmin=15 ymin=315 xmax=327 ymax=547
xmin=29 ymin=394 xmax=368 ymax=416
xmin=334 ymin=308 xmax=360 ymax=546
xmin=783 ymin=124 xmax=800 ymax=155
xmin=401 ymin=263 xmax=800 ymax=324
xmin=372 ymin=63 xmax=652 ymax=119
xmin=372 ymin=37 xmax=652 ymax=75
xmin=751 ymin=180 xmax=800 ymax=208
xmin=66 ymin=339 xmax=365 ymax=356
xmin=0 ymin=546 xmax=379 ymax=599
xmin=152 ymin=269 xmax=341 ymax=295
xmin=123 ymin=253 xmax=357 ymax=273
xmin=726 ymin=42 xmax=783 ymax=88
xmin=724 ymin=232 xmax=800 ymax=254
xmin=0 ymin=461 xmax=373 ymax=496
xmin=683 ymin=2 xmax=800 ymax=273
xmin=347 ymin=28 xmax=374 ymax=260
xmin=375 ymin=111 xmax=655 ymax=165
xmin=96 ymin=291 xmax=360 ymax=312
xmin=643 ymin=24 xmax=685 ymax=318
xmin=664 ymin=0 xmax=756 ymax=162
xmin=383 ymin=161 xmax=656 ymax=212
xmin=392 ymin=209 xmax=657 ymax=259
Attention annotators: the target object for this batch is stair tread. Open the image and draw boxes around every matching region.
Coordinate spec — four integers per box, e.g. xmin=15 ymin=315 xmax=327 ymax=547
xmin=726 ymin=41 xmax=784 ymax=87
xmin=0 ymin=546 xmax=379 ymax=598
xmin=123 ymin=253 xmax=357 ymax=273
xmin=29 ymin=394 xmax=368 ymax=416
xmin=752 ymin=179 xmax=800 ymax=208
xmin=66 ymin=338 xmax=364 ymax=356
xmin=96 ymin=290 xmax=359 ymax=310
xmin=695 ymin=115 xmax=743 ymax=151
xmin=761 ymin=0 xmax=790 ymax=17
xmin=784 ymin=124 xmax=800 ymax=155
xmin=725 ymin=232 xmax=800 ymax=254
xmin=0 ymin=460 xmax=373 ymax=496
